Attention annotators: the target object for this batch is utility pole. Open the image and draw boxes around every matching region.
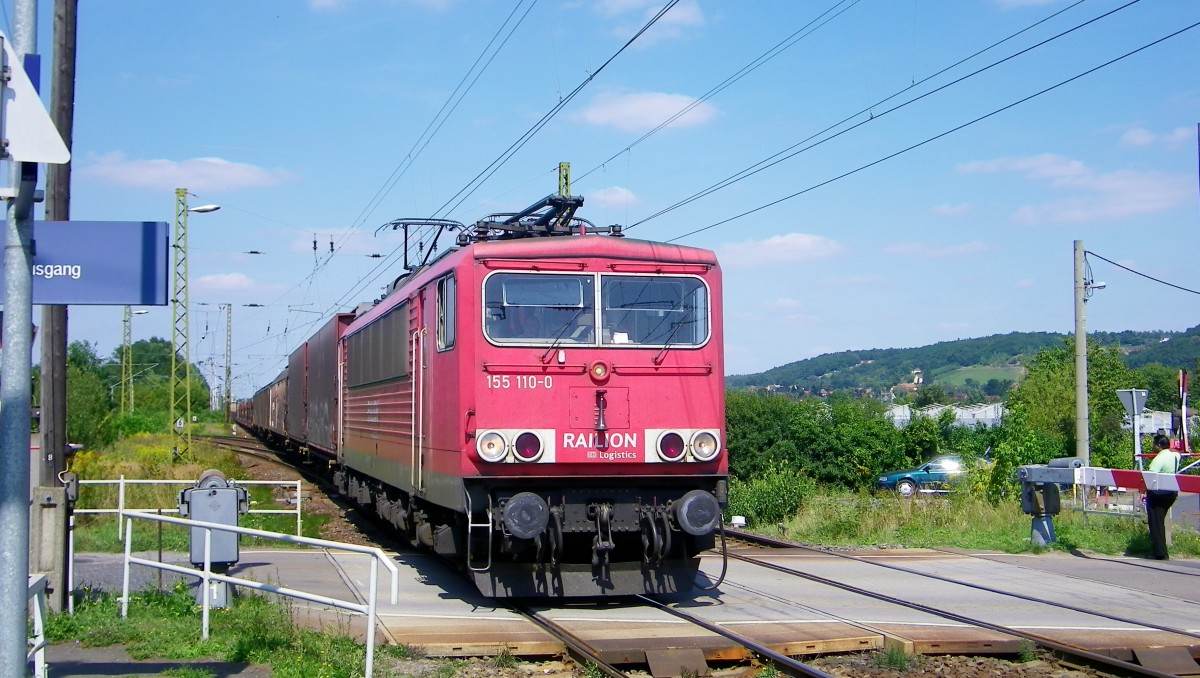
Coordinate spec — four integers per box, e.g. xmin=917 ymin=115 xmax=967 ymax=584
xmin=122 ymin=305 xmax=132 ymax=411
xmin=171 ymin=189 xmax=192 ymax=458
xmin=39 ymin=0 xmax=75 ymax=493
xmin=1074 ymin=240 xmax=1089 ymax=466
xmin=170 ymin=192 xmax=219 ymax=457
xmin=37 ymin=0 xmax=78 ymax=616
xmin=224 ymin=302 xmax=232 ymax=421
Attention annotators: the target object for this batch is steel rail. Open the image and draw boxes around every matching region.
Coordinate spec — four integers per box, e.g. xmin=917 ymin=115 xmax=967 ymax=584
xmin=720 ymin=543 xmax=1179 ymax=678
xmin=725 ymin=529 xmax=1200 ymax=641
xmin=635 ymin=594 xmax=835 ymax=678
xmin=510 ymin=604 xmax=630 ymax=678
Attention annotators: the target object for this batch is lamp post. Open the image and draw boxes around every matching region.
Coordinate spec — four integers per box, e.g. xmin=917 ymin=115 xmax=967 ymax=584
xmin=121 ymin=307 xmax=148 ymax=413
xmin=171 ymin=189 xmax=219 ymax=459
xmin=197 ymin=302 xmax=261 ymax=421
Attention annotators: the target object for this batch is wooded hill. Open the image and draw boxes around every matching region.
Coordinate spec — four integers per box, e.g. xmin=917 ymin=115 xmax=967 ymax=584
xmin=726 ymin=325 xmax=1200 ymax=394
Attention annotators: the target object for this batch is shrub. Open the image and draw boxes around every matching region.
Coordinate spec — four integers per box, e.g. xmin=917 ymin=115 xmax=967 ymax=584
xmin=727 ymin=463 xmax=815 ymax=526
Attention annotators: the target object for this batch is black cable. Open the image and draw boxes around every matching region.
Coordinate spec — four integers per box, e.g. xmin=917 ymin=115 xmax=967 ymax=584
xmin=574 ymin=0 xmax=864 ymax=186
xmin=664 ymin=19 xmax=1200 ymax=243
xmin=1086 ymin=251 xmax=1200 ymax=296
xmin=327 ymin=0 xmax=683 ymax=314
xmin=430 ymin=0 xmax=682 ymax=220
xmin=632 ymin=0 xmax=1125 ymax=230
xmin=260 ymin=1 xmax=538 ymax=317
xmin=340 ymin=0 xmax=539 ymax=249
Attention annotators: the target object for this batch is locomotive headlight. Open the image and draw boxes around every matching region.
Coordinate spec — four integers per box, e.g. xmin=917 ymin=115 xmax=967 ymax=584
xmin=656 ymin=431 xmax=686 ymax=462
xmin=690 ymin=431 xmax=720 ymax=461
xmin=589 ymin=360 xmax=610 ymax=383
xmin=477 ymin=431 xmax=508 ymax=462
xmin=513 ymin=431 xmax=543 ymax=462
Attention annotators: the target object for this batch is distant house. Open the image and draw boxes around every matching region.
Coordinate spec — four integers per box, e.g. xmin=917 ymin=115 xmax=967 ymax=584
xmin=911 ymin=368 xmax=924 ymax=385
xmin=885 ymin=403 xmax=1005 ymax=428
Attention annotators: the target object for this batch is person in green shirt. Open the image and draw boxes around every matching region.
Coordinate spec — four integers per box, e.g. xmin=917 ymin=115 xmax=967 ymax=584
xmin=1146 ymin=434 xmax=1181 ymax=560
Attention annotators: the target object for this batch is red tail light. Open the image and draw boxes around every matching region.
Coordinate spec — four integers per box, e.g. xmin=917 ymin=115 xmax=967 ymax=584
xmin=514 ymin=431 xmax=543 ymax=462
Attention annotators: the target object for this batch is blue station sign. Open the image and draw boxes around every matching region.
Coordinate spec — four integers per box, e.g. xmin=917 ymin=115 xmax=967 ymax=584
xmin=0 ymin=221 xmax=170 ymax=305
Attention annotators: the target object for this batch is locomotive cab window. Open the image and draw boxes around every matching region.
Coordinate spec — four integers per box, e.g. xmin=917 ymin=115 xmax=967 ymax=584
xmin=437 ymin=275 xmax=456 ymax=350
xmin=483 ymin=273 xmax=595 ymax=345
xmin=601 ymin=276 xmax=708 ymax=347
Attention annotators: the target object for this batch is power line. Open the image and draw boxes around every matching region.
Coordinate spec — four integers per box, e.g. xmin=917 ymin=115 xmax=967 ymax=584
xmin=663 ymin=19 xmax=1200 ymax=243
xmin=323 ymin=0 xmax=685 ymax=316
xmin=339 ymin=0 xmax=540 ymax=252
xmin=255 ymin=1 xmax=539 ymax=318
xmin=1086 ymin=251 xmax=1200 ymax=296
xmin=630 ymin=0 xmax=1118 ymax=231
xmin=573 ymin=0 xmax=865 ymax=187
xmin=430 ymin=0 xmax=684 ymax=221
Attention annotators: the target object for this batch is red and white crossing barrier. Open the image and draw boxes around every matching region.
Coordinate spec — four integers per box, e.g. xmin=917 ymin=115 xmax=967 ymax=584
xmin=1080 ymin=467 xmax=1200 ymax=494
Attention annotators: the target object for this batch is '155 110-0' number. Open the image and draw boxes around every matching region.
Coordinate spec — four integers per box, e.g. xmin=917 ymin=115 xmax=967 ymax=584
xmin=486 ymin=375 xmax=553 ymax=389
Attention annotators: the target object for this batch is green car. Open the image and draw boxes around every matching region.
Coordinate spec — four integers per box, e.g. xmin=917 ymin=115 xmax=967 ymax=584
xmin=876 ymin=455 xmax=966 ymax=498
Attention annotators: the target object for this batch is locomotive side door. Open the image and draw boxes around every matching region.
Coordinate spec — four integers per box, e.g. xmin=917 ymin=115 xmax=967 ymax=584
xmin=410 ymin=289 xmax=429 ymax=493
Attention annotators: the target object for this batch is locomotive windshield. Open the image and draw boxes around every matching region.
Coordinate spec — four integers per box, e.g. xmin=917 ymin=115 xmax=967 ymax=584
xmin=483 ymin=272 xmax=709 ymax=347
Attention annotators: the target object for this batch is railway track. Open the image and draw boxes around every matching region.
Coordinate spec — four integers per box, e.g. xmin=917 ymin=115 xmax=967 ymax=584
xmin=718 ymin=528 xmax=1195 ymax=677
xmin=192 ymin=436 xmax=1199 ymax=675
xmin=510 ymin=598 xmax=839 ymax=678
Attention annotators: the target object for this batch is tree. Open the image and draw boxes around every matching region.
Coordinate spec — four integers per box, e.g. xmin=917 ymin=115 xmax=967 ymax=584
xmin=913 ymin=384 xmax=949 ymax=407
xmin=1004 ymin=338 xmax=1136 ymax=467
xmin=66 ymin=364 xmax=114 ymax=450
xmin=1136 ymin=363 xmax=1184 ymax=411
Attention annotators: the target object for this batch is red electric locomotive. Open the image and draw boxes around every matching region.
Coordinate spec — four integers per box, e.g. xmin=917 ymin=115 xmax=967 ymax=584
xmin=245 ymin=194 xmax=728 ymax=597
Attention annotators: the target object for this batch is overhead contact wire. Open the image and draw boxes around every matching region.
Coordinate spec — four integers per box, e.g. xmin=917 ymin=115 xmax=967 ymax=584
xmin=1086 ymin=251 xmax=1200 ymax=296
xmin=665 ymin=20 xmax=1200 ymax=242
xmin=326 ymin=0 xmax=684 ymax=314
xmin=631 ymin=0 xmax=1124 ymax=230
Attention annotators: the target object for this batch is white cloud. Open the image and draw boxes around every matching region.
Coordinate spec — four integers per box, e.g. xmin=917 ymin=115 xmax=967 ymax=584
xmin=577 ymin=91 xmax=717 ymax=133
xmin=194 ymin=272 xmax=257 ymax=292
xmin=601 ymin=0 xmax=704 ymax=42
xmin=931 ymin=203 xmax=972 ymax=217
xmin=764 ymin=297 xmax=803 ymax=310
xmin=717 ymin=233 xmax=841 ymax=267
xmin=1119 ymin=127 xmax=1156 ymax=147
xmin=311 ymin=0 xmax=448 ymax=8
xmin=594 ymin=0 xmax=654 ymax=17
xmin=1120 ymin=126 xmax=1193 ymax=150
xmin=883 ymin=241 xmax=995 ymax=258
xmin=1013 ymin=279 xmax=1036 ymax=289
xmin=79 ymin=153 xmax=295 ymax=192
xmin=820 ymin=274 xmax=885 ymax=286
xmin=994 ymin=0 xmax=1062 ymax=8
xmin=957 ymin=153 xmax=1192 ymax=225
xmin=587 ymin=186 xmax=640 ymax=209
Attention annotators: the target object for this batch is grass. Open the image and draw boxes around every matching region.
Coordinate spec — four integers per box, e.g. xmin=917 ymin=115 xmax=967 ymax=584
xmin=48 ymin=584 xmax=369 ymax=677
xmin=68 ymin=433 xmax=329 ymax=553
xmin=773 ymin=489 xmax=1200 ymax=558
xmin=931 ymin=365 xmax=1024 ymax=388
xmin=873 ymin=646 xmax=918 ymax=671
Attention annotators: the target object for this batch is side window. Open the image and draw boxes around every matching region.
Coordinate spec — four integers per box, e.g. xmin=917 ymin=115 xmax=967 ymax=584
xmin=437 ymin=275 xmax=456 ymax=350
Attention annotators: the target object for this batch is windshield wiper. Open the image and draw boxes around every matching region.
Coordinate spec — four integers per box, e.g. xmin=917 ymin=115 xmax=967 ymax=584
xmin=540 ymin=307 xmax=589 ymax=363
xmin=652 ymin=318 xmax=695 ymax=365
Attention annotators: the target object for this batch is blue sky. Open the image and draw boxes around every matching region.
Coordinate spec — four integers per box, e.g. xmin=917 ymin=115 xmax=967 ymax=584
xmin=20 ymin=0 xmax=1200 ymax=398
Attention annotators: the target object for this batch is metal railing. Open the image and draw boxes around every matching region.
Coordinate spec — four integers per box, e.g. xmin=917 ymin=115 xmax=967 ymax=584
xmin=77 ymin=476 xmax=304 ymax=537
xmin=119 ymin=511 xmax=398 ymax=678
xmin=27 ymin=574 xmax=48 ymax=678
